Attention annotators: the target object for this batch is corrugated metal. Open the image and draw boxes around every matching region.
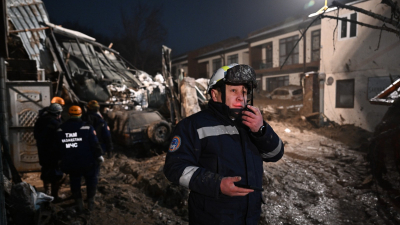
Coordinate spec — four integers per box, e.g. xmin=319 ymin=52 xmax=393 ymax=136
xmin=6 ymin=0 xmax=49 ymax=68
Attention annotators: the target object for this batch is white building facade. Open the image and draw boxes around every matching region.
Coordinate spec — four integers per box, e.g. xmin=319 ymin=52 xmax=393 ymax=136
xmin=247 ymin=17 xmax=321 ymax=92
xmin=320 ymin=0 xmax=400 ymax=131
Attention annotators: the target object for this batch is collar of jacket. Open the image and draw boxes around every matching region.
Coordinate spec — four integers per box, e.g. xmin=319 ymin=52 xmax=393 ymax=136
xmin=88 ymin=111 xmax=102 ymax=118
xmin=208 ymin=100 xmax=246 ymax=129
xmin=67 ymin=117 xmax=83 ymax=122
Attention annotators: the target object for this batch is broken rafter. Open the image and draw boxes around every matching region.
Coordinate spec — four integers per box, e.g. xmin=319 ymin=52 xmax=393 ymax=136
xmin=332 ymin=1 xmax=400 ymax=29
xmin=321 ymin=15 xmax=399 ymax=35
xmin=8 ymin=1 xmax=43 ymax=7
xmin=9 ymin=27 xmax=48 ymax=33
xmin=369 ymin=78 xmax=400 ymax=105
xmin=375 ymin=78 xmax=400 ymax=99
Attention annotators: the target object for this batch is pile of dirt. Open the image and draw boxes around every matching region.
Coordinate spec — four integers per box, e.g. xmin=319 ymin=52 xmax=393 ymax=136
xmin=254 ymin=97 xmax=373 ymax=152
xmin=47 ymin=153 xmax=190 ymax=225
xmin=279 ymin=115 xmax=372 ymax=152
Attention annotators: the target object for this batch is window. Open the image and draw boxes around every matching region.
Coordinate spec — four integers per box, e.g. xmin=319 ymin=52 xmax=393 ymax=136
xmin=279 ymin=35 xmax=299 ymax=66
xmin=212 ymin=58 xmax=221 ymax=73
xmin=264 ymin=42 xmax=273 ymax=68
xmin=336 ymin=79 xmax=354 ymax=108
xmin=339 ymin=13 xmax=357 ymax=39
xmin=311 ymin=30 xmax=320 ymax=62
xmin=227 ymin=54 xmax=238 ymax=64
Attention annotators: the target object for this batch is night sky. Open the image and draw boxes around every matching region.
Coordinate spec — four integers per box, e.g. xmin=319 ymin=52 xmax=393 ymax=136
xmin=42 ymin=0 xmax=351 ymax=56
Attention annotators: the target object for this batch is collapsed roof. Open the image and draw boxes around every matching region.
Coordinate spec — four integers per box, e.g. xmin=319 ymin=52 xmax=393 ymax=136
xmin=6 ymin=0 xmax=165 ymax=109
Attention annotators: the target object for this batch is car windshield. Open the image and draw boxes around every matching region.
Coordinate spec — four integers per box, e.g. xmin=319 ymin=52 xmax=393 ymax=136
xmin=129 ymin=112 xmax=162 ymax=127
xmin=292 ymin=89 xmax=302 ymax=95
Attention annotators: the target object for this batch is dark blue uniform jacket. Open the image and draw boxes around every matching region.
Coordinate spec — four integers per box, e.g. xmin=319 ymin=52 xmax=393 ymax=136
xmin=83 ymin=111 xmax=113 ymax=154
xmin=164 ymin=100 xmax=284 ymax=225
xmin=56 ymin=118 xmax=103 ymax=173
xmin=34 ymin=113 xmax=61 ymax=167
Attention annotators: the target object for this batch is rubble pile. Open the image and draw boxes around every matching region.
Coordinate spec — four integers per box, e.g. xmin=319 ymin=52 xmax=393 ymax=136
xmin=180 ymin=77 xmax=201 ymax=118
xmin=259 ymin=121 xmax=399 ymax=224
xmin=106 ymin=71 xmax=167 ymax=111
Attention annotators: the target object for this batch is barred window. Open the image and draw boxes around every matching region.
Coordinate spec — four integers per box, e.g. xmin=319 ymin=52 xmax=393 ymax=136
xmin=279 ymin=35 xmax=299 ymax=66
xmin=311 ymin=30 xmax=320 ymax=62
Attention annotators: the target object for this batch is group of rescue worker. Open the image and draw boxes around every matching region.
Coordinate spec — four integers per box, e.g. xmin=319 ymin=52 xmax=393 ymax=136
xmin=33 ymin=97 xmax=113 ymax=213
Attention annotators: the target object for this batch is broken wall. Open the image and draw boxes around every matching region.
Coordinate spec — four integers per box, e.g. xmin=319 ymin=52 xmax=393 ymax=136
xmin=320 ymin=0 xmax=397 ymax=131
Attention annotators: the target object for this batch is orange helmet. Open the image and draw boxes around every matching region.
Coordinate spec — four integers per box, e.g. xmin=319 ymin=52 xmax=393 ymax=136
xmin=51 ymin=97 xmax=65 ymax=106
xmin=87 ymin=100 xmax=100 ymax=111
xmin=68 ymin=105 xmax=82 ymax=117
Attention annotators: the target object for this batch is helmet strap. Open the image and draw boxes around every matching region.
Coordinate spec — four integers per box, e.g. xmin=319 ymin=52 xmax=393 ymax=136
xmin=249 ymin=82 xmax=254 ymax=106
xmin=221 ymin=83 xmax=226 ymax=105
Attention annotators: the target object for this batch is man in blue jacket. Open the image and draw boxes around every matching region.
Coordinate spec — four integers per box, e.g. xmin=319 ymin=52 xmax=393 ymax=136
xmin=34 ymin=103 xmax=64 ymax=202
xmin=82 ymin=100 xmax=113 ymax=158
xmin=57 ymin=105 xmax=104 ymax=212
xmin=164 ymin=64 xmax=284 ymax=225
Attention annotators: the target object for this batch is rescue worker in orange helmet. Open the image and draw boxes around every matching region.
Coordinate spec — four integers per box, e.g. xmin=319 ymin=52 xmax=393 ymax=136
xmin=34 ymin=103 xmax=64 ymax=202
xmin=82 ymin=100 xmax=114 ymax=158
xmin=51 ymin=97 xmax=65 ymax=106
xmin=56 ymin=105 xmax=104 ymax=212
xmin=38 ymin=96 xmax=65 ymax=118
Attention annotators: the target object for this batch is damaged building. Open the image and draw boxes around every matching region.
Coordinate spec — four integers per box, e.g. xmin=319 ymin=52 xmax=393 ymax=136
xmin=3 ymin=0 xmax=176 ymax=173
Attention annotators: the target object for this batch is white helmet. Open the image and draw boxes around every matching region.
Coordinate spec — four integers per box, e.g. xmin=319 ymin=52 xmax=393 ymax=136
xmin=207 ymin=63 xmax=257 ymax=93
xmin=207 ymin=63 xmax=238 ymax=93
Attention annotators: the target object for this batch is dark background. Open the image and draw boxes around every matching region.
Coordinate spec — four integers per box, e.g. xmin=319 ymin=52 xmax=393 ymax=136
xmin=43 ymin=0 xmax=354 ymax=55
xmin=42 ymin=0 xmax=352 ymax=74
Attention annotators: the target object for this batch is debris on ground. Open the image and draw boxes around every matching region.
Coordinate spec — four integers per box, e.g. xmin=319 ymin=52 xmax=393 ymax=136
xmin=7 ymin=98 xmax=399 ymax=224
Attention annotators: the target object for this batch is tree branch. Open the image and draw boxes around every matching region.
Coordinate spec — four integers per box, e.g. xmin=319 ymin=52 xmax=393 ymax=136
xmin=321 ymin=15 xmax=399 ymax=34
xmin=332 ymin=1 xmax=400 ymax=29
xmin=381 ymin=0 xmax=400 ymax=17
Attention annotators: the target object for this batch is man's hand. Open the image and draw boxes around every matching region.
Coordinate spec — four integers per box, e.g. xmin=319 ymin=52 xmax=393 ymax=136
xmin=220 ymin=176 xmax=254 ymax=197
xmin=241 ymin=105 xmax=263 ymax=133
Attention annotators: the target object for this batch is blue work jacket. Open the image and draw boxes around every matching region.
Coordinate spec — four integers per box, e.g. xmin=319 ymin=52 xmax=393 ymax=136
xmin=56 ymin=118 xmax=103 ymax=173
xmin=82 ymin=111 xmax=113 ymax=153
xmin=34 ymin=113 xmax=61 ymax=167
xmin=164 ymin=100 xmax=284 ymax=225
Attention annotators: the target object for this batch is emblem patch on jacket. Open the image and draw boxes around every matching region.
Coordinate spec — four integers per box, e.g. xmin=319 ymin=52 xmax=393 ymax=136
xmin=169 ymin=136 xmax=181 ymax=152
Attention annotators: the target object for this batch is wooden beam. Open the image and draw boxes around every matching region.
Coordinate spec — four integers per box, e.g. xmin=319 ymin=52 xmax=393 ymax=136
xmin=9 ymin=27 xmax=49 ymax=33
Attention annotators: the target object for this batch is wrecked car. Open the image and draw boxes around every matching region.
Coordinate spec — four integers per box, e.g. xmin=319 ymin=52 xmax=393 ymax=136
xmin=266 ymin=85 xmax=303 ymax=101
xmin=105 ymin=108 xmax=172 ymax=147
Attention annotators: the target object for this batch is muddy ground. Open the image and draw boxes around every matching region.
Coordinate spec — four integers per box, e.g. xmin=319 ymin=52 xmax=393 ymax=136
xmin=18 ymin=98 xmax=400 ymax=225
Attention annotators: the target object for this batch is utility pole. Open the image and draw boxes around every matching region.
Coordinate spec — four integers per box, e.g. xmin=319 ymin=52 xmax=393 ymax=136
xmin=0 ymin=0 xmax=8 ymax=223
